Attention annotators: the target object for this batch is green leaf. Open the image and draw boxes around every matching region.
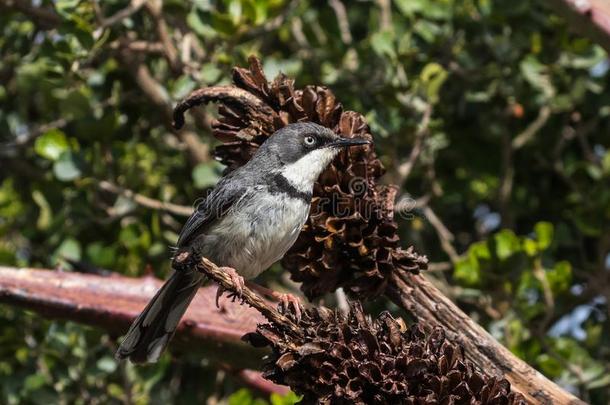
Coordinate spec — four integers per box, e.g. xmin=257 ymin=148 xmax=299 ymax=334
xmin=536 ymin=354 xmax=562 ymax=378
xmin=454 ymin=255 xmax=480 ymax=286
xmin=34 ymin=129 xmax=69 ymax=161
xmin=371 ymin=30 xmax=396 ymax=59
xmin=420 ymin=63 xmax=448 ymax=104
xmin=523 ymin=238 xmax=538 ymax=256
xmin=547 ymin=261 xmax=572 ymax=293
xmin=172 ymin=75 xmax=196 ymax=99
xmin=187 ymin=10 xmax=218 ymax=38
xmin=24 ymin=373 xmax=46 ymax=391
xmin=493 ymin=229 xmax=519 ymax=260
xmin=519 ymin=56 xmax=555 ymax=98
xmin=602 ymin=151 xmax=610 ymax=174
xmin=32 ymin=190 xmax=51 ymax=230
xmin=211 ymin=11 xmax=238 ymax=36
xmin=228 ymin=388 xmax=254 ymax=405
xmin=413 ymin=20 xmax=442 ymax=43
xmin=53 ymin=152 xmax=82 ymax=181
xmin=587 ymin=372 xmax=610 ymax=389
xmin=55 ymin=238 xmax=82 ymax=262
xmin=192 ymin=163 xmax=221 ymax=189
xmin=86 ymin=242 xmax=116 ymax=268
xmin=270 ymin=391 xmax=301 ymax=405
xmin=469 ymin=241 xmax=491 ymax=261
xmin=96 ymin=357 xmax=117 ymax=373
xmin=395 ymin=0 xmax=450 ymax=20
xmin=200 ymin=63 xmax=223 ymax=83
xmin=534 ymin=222 xmax=553 ymax=251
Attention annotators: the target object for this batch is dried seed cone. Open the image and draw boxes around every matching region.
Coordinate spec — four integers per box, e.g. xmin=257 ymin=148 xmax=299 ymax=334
xmin=173 ymin=56 xmax=428 ymax=299
xmin=243 ymin=303 xmax=527 ymax=405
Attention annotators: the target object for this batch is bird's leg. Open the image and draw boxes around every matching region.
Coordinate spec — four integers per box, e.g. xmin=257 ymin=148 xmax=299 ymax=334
xmin=246 ymin=282 xmax=303 ymax=322
xmin=215 ymin=266 xmax=245 ymax=309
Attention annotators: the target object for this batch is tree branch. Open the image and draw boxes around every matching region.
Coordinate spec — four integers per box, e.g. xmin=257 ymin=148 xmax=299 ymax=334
xmin=396 ymin=104 xmax=433 ymax=184
xmin=386 ymin=271 xmax=586 ymax=405
xmin=94 ymin=0 xmax=147 ymax=29
xmin=328 ymin=0 xmax=352 ymax=44
xmin=190 ymin=256 xmax=302 ymax=337
xmin=546 ymin=0 xmax=610 ymax=53
xmin=0 ymin=266 xmax=291 ymax=394
xmin=0 ymin=266 xmax=267 ymax=366
xmin=3 ymin=0 xmax=61 ymax=30
xmin=512 ymin=106 xmax=552 ymax=150
xmin=98 ymin=180 xmax=193 ymax=216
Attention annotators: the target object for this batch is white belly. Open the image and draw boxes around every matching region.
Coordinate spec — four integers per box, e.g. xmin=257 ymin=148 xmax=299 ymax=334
xmin=204 ymin=192 xmax=309 ymax=279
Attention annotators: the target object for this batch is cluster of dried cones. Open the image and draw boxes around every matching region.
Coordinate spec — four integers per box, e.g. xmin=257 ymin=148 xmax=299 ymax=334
xmin=173 ymin=56 xmax=427 ymax=300
xmin=244 ymin=303 xmax=526 ymax=405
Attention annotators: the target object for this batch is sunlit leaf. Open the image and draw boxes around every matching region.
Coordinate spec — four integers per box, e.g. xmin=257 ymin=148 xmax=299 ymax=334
xmin=35 ymin=129 xmax=70 ymax=161
xmin=534 ymin=222 xmax=553 ymax=251
xmin=53 ymin=152 xmax=82 ymax=181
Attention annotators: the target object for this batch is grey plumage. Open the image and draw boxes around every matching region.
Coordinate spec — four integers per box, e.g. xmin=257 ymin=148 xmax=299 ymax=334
xmin=115 ymin=122 xmax=369 ymax=363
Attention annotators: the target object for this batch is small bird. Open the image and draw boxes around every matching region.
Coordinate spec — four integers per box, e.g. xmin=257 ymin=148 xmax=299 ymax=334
xmin=115 ymin=122 xmax=370 ymax=363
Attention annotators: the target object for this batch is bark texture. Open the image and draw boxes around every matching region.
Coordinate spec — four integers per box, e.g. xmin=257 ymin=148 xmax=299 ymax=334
xmin=387 ymin=272 xmax=586 ymax=405
xmin=0 ymin=266 xmax=286 ymax=394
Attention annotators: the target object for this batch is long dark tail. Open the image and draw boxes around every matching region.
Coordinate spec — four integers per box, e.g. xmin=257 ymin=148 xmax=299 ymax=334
xmin=115 ymin=268 xmax=205 ymax=363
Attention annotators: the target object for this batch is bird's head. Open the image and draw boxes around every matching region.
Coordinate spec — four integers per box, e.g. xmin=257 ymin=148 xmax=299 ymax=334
xmin=261 ymin=122 xmax=370 ymax=190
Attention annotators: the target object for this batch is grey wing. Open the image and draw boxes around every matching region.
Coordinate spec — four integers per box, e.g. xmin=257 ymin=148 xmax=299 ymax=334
xmin=176 ymin=177 xmax=245 ymax=247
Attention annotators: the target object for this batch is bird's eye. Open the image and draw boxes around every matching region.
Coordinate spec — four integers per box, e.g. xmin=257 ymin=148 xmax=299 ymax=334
xmin=303 ymin=136 xmax=316 ymax=147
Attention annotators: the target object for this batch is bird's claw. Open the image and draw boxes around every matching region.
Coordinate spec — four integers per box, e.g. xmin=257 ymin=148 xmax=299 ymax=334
xmin=215 ymin=286 xmax=225 ymax=309
xmin=215 ymin=266 xmax=245 ymax=308
xmin=274 ymin=292 xmax=303 ymax=322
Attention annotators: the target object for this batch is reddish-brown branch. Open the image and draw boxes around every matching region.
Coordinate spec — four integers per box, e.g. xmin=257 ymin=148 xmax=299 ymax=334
xmin=546 ymin=0 xmax=610 ymax=53
xmin=0 ymin=265 xmax=288 ymax=395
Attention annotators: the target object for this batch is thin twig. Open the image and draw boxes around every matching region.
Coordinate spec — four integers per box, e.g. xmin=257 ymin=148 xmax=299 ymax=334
xmin=238 ymin=0 xmax=299 ymax=41
xmin=498 ymin=133 xmax=514 ymax=227
xmin=427 ymin=262 xmax=452 ymax=272
xmin=145 ymin=0 xmax=182 ymax=73
xmin=115 ymin=39 xmax=211 ymax=163
xmin=574 ymin=117 xmax=601 ymax=165
xmin=109 ymin=40 xmax=165 ymax=53
xmin=98 ymin=180 xmax=193 ymax=216
xmin=511 ymin=105 xmax=551 ymax=149
xmin=290 ymin=18 xmax=309 ymax=48
xmin=376 ymin=0 xmax=392 ymax=30
xmin=396 ymin=105 xmax=433 ymax=183
xmin=0 ymin=118 xmax=67 ymax=156
xmin=328 ymin=0 xmax=352 ymax=44
xmin=532 ymin=258 xmax=555 ymax=332
xmin=422 ymin=204 xmax=459 ymax=263
xmin=194 ymin=256 xmax=302 ymax=336
xmin=95 ymin=0 xmax=147 ymax=29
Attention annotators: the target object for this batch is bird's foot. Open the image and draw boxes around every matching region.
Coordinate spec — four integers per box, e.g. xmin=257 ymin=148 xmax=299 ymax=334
xmin=271 ymin=291 xmax=303 ymax=323
xmin=215 ymin=266 xmax=245 ymax=308
xmin=243 ymin=282 xmax=304 ymax=322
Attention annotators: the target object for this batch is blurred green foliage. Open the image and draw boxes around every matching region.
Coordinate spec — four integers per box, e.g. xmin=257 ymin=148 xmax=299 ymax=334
xmin=1 ymin=0 xmax=609 ymax=403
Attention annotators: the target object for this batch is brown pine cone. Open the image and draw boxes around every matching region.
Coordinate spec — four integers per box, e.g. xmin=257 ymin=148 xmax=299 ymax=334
xmin=173 ymin=56 xmax=427 ymax=299
xmin=243 ymin=302 xmax=527 ymax=405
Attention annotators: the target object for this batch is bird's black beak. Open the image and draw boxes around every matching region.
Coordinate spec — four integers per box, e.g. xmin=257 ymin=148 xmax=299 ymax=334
xmin=328 ymin=137 xmax=371 ymax=148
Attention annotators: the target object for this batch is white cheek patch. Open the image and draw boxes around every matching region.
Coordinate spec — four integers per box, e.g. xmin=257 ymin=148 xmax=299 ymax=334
xmin=281 ymin=147 xmax=339 ymax=191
